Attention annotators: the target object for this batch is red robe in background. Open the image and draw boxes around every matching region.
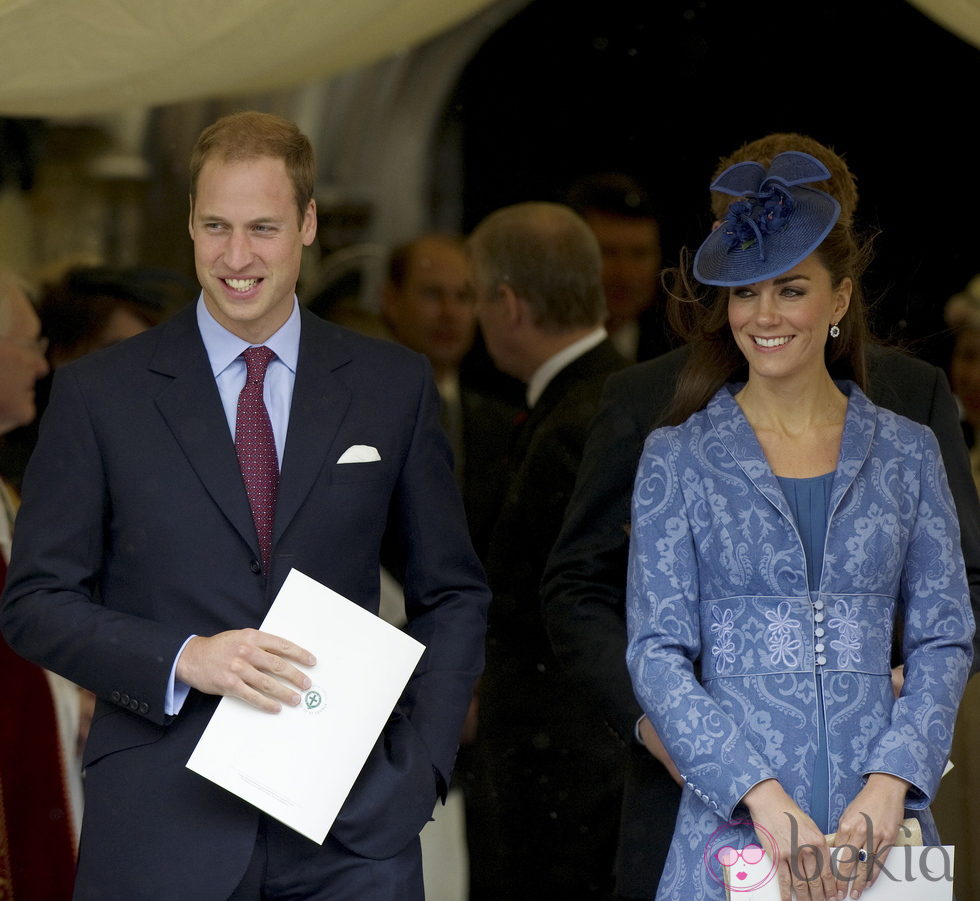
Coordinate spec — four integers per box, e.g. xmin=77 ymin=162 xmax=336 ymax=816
xmin=0 ymin=551 xmax=76 ymax=899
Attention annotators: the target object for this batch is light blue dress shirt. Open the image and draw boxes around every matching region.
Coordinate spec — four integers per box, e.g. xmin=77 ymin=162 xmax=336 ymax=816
xmin=165 ymin=295 xmax=302 ymax=715
xmin=195 ymin=295 xmax=301 ymax=466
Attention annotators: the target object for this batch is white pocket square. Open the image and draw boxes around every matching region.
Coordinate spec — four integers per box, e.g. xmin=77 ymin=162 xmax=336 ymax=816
xmin=337 ymin=445 xmax=381 ymax=464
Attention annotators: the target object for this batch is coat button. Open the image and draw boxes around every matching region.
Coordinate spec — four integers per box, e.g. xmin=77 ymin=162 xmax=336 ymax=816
xmin=814 ymin=612 xmax=824 ymax=623
xmin=139 ymin=702 xmax=149 ymax=715
xmin=815 ymin=627 xmax=825 ymax=637
xmin=815 ymin=643 xmax=825 ymax=653
xmin=111 ymin=690 xmax=121 ymax=702
xmin=250 ymin=559 xmax=262 ymax=574
xmin=816 ymin=655 xmax=827 ymax=666
xmin=128 ymin=699 xmax=139 ymax=711
xmin=121 ymin=693 xmax=130 ymax=705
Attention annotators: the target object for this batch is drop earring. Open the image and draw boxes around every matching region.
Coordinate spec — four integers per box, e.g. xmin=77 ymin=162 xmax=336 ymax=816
xmin=829 ymin=323 xmax=840 ymax=338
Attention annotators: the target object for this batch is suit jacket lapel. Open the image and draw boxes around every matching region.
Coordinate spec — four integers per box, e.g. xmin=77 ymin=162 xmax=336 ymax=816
xmin=150 ymin=306 xmax=258 ymax=556
xmin=274 ymin=310 xmax=353 ymax=544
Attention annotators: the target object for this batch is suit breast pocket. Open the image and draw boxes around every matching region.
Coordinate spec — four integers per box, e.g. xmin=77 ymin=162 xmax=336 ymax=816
xmin=330 ymin=460 xmax=394 ymax=485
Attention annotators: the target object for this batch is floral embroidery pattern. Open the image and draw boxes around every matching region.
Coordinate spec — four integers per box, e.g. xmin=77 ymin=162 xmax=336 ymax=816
xmin=829 ymin=601 xmax=862 ymax=667
xmin=710 ymin=607 xmax=736 ymax=672
xmin=764 ymin=601 xmax=802 ymax=667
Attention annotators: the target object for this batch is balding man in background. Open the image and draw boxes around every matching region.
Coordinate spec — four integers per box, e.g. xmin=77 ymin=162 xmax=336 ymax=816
xmin=468 ymin=203 xmax=627 ymax=899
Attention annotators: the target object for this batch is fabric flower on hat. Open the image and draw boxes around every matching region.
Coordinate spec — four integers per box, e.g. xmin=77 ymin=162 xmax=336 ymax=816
xmin=721 ymin=185 xmax=796 ymax=255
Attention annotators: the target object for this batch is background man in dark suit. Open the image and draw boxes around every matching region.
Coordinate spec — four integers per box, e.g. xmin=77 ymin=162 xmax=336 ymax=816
xmin=1 ymin=112 xmax=489 ymax=901
xmin=541 ymin=134 xmax=980 ymax=901
xmin=467 ymin=202 xmax=627 ymax=899
xmin=380 ymin=233 xmax=517 ymax=897
xmin=381 ymin=234 xmax=516 ymax=560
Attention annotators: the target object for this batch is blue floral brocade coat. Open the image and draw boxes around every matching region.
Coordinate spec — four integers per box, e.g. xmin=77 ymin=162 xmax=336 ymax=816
xmin=625 ymin=383 xmax=974 ymax=900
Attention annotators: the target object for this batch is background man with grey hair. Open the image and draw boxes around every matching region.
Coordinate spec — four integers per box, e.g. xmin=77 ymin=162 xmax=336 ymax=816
xmin=467 ymin=202 xmax=627 ymax=899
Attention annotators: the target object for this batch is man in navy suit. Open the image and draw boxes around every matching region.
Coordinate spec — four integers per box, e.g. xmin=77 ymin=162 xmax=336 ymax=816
xmin=1 ymin=111 xmax=489 ymax=900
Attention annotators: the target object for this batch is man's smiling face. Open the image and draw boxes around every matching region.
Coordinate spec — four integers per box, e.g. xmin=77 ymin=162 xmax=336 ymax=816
xmin=189 ymin=155 xmax=316 ymax=343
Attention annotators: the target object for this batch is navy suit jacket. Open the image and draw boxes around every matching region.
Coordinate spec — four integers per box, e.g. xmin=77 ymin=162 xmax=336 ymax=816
xmin=1 ymin=304 xmax=490 ymax=900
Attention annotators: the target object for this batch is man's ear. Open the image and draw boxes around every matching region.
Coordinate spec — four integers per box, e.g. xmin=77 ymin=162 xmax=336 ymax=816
xmin=301 ymin=200 xmax=317 ymax=246
xmin=498 ymin=283 xmax=525 ymax=327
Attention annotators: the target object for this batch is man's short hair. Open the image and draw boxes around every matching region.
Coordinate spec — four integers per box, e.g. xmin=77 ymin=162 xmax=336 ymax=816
xmin=387 ymin=234 xmax=467 ymax=290
xmin=189 ymin=111 xmax=315 ymax=227
xmin=564 ymin=172 xmax=657 ymax=222
xmin=469 ymin=202 xmax=606 ymax=331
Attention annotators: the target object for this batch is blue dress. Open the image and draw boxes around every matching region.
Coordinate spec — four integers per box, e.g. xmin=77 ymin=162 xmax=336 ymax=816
xmin=776 ymin=471 xmax=834 ymax=833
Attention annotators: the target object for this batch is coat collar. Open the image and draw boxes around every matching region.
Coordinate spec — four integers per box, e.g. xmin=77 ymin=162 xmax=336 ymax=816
xmin=705 ymin=380 xmax=876 ymax=521
xmin=527 ymin=338 xmax=624 ymax=422
xmin=512 ymin=338 xmax=624 ymax=465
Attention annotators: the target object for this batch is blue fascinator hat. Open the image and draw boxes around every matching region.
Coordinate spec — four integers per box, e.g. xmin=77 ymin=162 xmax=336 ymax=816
xmin=692 ymin=151 xmax=841 ymax=287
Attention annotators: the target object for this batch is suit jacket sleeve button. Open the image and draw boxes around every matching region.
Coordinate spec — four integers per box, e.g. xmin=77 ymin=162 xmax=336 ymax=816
xmin=250 ymin=559 xmax=262 ymax=574
xmin=121 ymin=693 xmax=130 ymax=705
xmin=111 ymin=690 xmax=121 ymax=703
xmin=139 ymin=702 xmax=149 ymax=715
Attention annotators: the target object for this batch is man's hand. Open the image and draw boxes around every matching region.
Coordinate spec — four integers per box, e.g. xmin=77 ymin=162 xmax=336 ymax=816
xmin=176 ymin=629 xmax=317 ymax=713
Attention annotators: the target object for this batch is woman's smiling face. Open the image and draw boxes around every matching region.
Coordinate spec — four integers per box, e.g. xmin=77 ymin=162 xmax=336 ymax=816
xmin=727 ymin=252 xmax=851 ymax=385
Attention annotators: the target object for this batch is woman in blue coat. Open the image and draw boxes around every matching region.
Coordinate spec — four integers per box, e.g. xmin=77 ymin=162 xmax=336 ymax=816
xmin=625 ymin=151 xmax=974 ymax=901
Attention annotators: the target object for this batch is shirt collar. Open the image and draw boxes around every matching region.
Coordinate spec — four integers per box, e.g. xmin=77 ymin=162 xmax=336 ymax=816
xmin=196 ymin=294 xmax=302 ymax=377
xmin=435 ymin=370 xmax=461 ymax=405
xmin=526 ymin=327 xmax=607 ymax=408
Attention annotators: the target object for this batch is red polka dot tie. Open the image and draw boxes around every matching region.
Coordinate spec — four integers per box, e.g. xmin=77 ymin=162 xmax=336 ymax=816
xmin=235 ymin=346 xmax=279 ymax=574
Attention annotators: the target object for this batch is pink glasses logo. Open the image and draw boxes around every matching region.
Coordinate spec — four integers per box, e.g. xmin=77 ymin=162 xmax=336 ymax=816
xmin=703 ymin=821 xmax=778 ymax=893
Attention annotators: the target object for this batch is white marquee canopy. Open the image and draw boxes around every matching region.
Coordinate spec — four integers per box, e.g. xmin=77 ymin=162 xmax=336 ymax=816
xmin=0 ymin=0 xmax=501 ymax=118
